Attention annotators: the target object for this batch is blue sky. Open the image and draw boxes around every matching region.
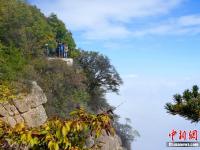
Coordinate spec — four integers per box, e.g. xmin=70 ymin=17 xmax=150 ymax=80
xmin=29 ymin=0 xmax=200 ymax=149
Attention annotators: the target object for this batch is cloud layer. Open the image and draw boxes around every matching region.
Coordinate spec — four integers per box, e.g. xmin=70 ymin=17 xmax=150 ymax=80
xmin=32 ymin=0 xmax=190 ymax=40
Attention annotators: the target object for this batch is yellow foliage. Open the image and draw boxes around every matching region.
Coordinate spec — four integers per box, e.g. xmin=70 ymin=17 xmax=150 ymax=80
xmin=0 ymin=82 xmax=16 ymax=102
xmin=0 ymin=108 xmax=115 ymax=150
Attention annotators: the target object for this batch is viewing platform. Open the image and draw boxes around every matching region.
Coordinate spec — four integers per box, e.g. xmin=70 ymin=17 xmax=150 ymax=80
xmin=47 ymin=57 xmax=73 ymax=66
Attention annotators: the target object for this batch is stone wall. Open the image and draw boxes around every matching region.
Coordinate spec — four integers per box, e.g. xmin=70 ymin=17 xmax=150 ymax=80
xmin=0 ymin=81 xmax=48 ymax=127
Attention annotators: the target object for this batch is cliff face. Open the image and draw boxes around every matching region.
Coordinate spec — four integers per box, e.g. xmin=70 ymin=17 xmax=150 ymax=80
xmin=0 ymin=81 xmax=124 ymax=150
xmin=0 ymin=81 xmax=47 ymax=127
xmin=87 ymin=130 xmax=125 ymax=150
xmin=98 ymin=131 xmax=125 ymax=150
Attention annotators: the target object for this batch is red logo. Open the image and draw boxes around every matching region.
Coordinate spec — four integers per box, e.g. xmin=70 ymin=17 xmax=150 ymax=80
xmin=169 ymin=130 xmax=198 ymax=142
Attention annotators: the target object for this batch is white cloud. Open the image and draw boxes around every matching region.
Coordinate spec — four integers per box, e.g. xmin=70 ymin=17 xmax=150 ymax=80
xmin=107 ymin=75 xmax=200 ymax=150
xmin=32 ymin=1 xmax=200 ymax=42
xmin=132 ymin=14 xmax=200 ymax=36
xmin=32 ymin=0 xmax=183 ymax=39
xmin=178 ymin=14 xmax=200 ymax=26
xmin=82 ymin=24 xmax=131 ymax=40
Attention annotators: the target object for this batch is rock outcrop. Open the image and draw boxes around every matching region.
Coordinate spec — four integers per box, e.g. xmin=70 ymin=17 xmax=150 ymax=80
xmin=86 ymin=131 xmax=125 ymax=150
xmin=0 ymin=81 xmax=47 ymax=127
xmin=99 ymin=132 xmax=124 ymax=150
xmin=0 ymin=81 xmax=125 ymax=150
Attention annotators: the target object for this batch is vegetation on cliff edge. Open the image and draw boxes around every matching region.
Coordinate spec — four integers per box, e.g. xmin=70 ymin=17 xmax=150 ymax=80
xmin=0 ymin=0 xmax=138 ymax=149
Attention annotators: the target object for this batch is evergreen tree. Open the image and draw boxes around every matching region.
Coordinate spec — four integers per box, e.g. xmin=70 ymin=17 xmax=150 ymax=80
xmin=165 ymin=85 xmax=200 ymax=122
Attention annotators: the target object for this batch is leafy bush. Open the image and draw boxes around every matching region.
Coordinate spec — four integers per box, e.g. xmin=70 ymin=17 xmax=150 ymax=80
xmin=34 ymin=60 xmax=89 ymax=118
xmin=0 ymin=43 xmax=26 ymax=81
xmin=0 ymin=0 xmax=56 ymax=57
xmin=0 ymin=82 xmax=16 ymax=102
xmin=0 ymin=108 xmax=115 ymax=150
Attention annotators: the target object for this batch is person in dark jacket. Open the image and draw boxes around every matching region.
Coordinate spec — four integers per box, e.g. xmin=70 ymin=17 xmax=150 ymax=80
xmin=61 ymin=43 xmax=65 ymax=58
xmin=57 ymin=42 xmax=62 ymax=57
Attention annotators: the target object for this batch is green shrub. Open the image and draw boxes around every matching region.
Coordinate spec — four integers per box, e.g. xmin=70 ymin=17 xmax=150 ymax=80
xmin=0 ymin=43 xmax=26 ymax=81
xmin=34 ymin=60 xmax=88 ymax=118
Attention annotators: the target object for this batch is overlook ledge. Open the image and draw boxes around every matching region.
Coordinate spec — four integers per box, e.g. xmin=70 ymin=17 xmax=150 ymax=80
xmin=47 ymin=57 xmax=73 ymax=66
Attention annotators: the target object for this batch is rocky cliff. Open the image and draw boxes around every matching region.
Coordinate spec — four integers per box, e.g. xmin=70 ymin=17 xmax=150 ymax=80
xmin=98 ymin=131 xmax=125 ymax=150
xmin=0 ymin=81 xmax=125 ymax=150
xmin=0 ymin=81 xmax=47 ymax=127
xmin=86 ymin=131 xmax=125 ymax=150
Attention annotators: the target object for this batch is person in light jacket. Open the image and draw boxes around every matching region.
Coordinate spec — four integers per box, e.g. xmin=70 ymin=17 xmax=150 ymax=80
xmin=64 ymin=44 xmax=68 ymax=58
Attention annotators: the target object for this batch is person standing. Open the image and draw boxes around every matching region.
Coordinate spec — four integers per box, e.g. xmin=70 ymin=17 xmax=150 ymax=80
xmin=58 ymin=42 xmax=62 ymax=57
xmin=60 ymin=43 xmax=65 ymax=58
xmin=45 ymin=43 xmax=49 ymax=56
xmin=64 ymin=44 xmax=68 ymax=58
